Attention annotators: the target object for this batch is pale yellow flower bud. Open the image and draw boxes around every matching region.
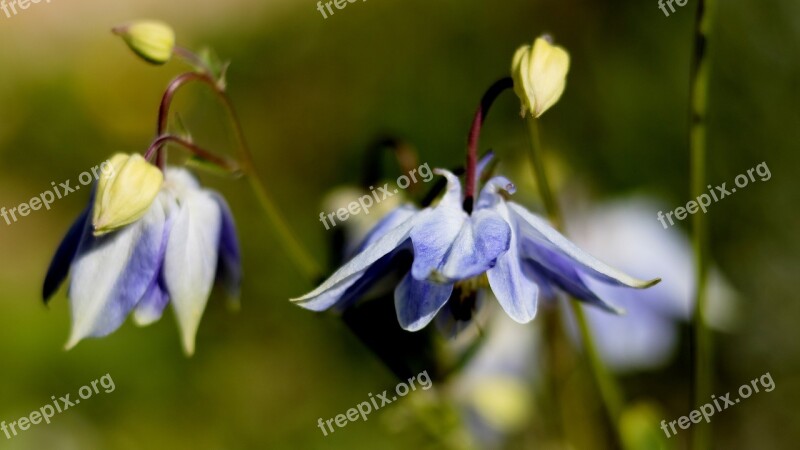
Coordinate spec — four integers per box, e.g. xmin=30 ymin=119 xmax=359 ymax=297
xmin=92 ymin=153 xmax=163 ymax=236
xmin=112 ymin=20 xmax=176 ymax=65
xmin=511 ymin=35 xmax=570 ymax=118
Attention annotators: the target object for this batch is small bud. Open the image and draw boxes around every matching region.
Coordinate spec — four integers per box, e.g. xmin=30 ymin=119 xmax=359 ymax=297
xmin=92 ymin=153 xmax=163 ymax=236
xmin=511 ymin=35 xmax=570 ymax=118
xmin=113 ymin=20 xmax=176 ymax=65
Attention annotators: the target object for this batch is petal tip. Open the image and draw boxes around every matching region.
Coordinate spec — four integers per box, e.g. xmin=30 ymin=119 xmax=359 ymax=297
xmin=180 ymin=336 xmax=196 ymax=357
xmin=132 ymin=311 xmax=159 ymax=327
xmin=637 ymin=277 xmax=662 ymax=289
xmin=64 ymin=334 xmax=81 ymax=351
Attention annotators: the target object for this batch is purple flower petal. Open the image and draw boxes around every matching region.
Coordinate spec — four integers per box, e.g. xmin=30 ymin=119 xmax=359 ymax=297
xmin=394 ymin=272 xmax=454 ymax=331
xmin=291 ymin=211 xmax=417 ymax=311
xmin=410 ymin=170 xmax=511 ymax=282
xmin=524 ymin=256 xmax=622 ymax=314
xmin=133 ymin=196 xmax=177 ymax=326
xmin=486 ymin=214 xmax=540 ymax=323
xmin=476 ymin=176 xmax=541 ymax=322
xmin=350 ymin=204 xmax=418 ymax=257
xmin=134 ymin=276 xmax=170 ymax=326
xmin=43 ymin=206 xmax=90 ymax=303
xmin=508 ymin=202 xmax=659 ymax=289
xmin=66 ymin=196 xmax=167 ymax=349
xmin=212 ymin=193 xmax=242 ymax=301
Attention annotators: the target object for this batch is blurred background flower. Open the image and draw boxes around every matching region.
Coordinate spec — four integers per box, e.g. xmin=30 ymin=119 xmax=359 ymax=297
xmin=564 ymin=195 xmax=740 ymax=372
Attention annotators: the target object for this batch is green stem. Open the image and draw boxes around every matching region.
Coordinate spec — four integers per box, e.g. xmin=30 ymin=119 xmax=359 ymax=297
xmin=214 ymin=87 xmax=322 ymax=280
xmin=569 ymin=301 xmax=623 ymax=423
xmin=526 ymin=118 xmax=563 ymax=230
xmin=158 ymin=70 xmax=321 ymax=280
xmin=525 ymin=115 xmax=623 ymax=440
xmin=690 ymin=0 xmax=715 ymax=448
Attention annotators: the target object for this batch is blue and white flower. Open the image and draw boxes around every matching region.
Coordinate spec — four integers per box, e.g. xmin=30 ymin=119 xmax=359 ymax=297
xmin=43 ymin=166 xmax=241 ymax=355
xmin=291 ymin=166 xmax=659 ymax=331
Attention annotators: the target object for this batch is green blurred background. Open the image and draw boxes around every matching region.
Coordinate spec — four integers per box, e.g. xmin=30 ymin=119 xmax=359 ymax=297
xmin=0 ymin=0 xmax=797 ymax=448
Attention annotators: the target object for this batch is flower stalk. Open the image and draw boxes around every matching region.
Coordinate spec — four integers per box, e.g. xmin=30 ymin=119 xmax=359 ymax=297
xmin=526 ymin=119 xmax=625 ymax=439
xmin=525 ymin=117 xmax=562 ymax=230
xmin=464 ymin=77 xmax=514 ymax=212
xmin=144 ymin=134 xmax=240 ymax=173
xmin=690 ymin=0 xmax=716 ymax=448
xmin=155 ymin=64 xmax=321 ymax=280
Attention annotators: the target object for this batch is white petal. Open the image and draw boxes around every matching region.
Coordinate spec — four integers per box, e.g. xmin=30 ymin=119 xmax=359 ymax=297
xmin=163 ymin=188 xmax=222 ymax=356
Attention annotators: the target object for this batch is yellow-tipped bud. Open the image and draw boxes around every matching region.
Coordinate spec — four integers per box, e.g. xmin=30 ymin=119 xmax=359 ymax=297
xmin=113 ymin=20 xmax=176 ymax=65
xmin=92 ymin=153 xmax=163 ymax=236
xmin=511 ymin=35 xmax=570 ymax=118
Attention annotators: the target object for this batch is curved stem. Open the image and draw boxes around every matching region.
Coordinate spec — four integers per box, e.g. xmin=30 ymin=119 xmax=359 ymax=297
xmin=144 ymin=134 xmax=240 ymax=173
xmin=157 ymin=72 xmax=216 ymax=135
xmin=464 ymin=77 xmax=514 ymax=212
xmin=690 ymin=0 xmax=715 ymax=448
xmin=156 ymin=71 xmax=321 ymax=280
xmin=525 ymin=115 xmax=623 ymax=442
xmin=155 ymin=72 xmax=214 ymax=169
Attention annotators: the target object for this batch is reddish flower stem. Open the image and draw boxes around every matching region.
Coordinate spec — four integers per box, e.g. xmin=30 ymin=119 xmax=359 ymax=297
xmin=155 ymin=72 xmax=221 ymax=169
xmin=463 ymin=77 xmax=513 ymax=213
xmin=144 ymin=134 xmax=239 ymax=172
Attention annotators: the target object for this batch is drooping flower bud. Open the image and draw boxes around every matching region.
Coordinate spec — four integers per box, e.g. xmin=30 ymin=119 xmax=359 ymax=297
xmin=511 ymin=35 xmax=570 ymax=118
xmin=92 ymin=153 xmax=163 ymax=236
xmin=112 ymin=20 xmax=176 ymax=65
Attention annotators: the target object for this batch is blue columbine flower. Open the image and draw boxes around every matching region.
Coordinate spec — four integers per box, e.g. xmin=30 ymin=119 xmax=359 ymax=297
xmin=43 ymin=167 xmax=241 ymax=355
xmin=291 ymin=166 xmax=659 ymax=331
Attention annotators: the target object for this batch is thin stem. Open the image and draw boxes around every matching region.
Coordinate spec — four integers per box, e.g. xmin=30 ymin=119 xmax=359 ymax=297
xmin=156 ymin=70 xmax=321 ymax=280
xmin=156 ymin=72 xmax=214 ymax=169
xmin=464 ymin=77 xmax=514 ymax=212
xmin=690 ymin=0 xmax=715 ymax=448
xmin=525 ymin=117 xmax=563 ymax=230
xmin=541 ymin=305 xmax=569 ymax=443
xmin=144 ymin=134 xmax=240 ymax=173
xmin=569 ymin=301 xmax=623 ymax=423
xmin=525 ymin=115 xmax=623 ymax=442
xmin=173 ymin=46 xmax=214 ymax=75
xmin=157 ymin=72 xmax=216 ymax=135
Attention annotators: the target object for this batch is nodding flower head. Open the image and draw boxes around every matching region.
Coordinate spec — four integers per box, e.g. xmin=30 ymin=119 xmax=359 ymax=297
xmin=511 ymin=35 xmax=570 ymax=118
xmin=44 ymin=165 xmax=241 ymax=356
xmin=291 ymin=154 xmax=659 ymax=333
xmin=113 ymin=20 xmax=176 ymax=65
xmin=92 ymin=153 xmax=163 ymax=237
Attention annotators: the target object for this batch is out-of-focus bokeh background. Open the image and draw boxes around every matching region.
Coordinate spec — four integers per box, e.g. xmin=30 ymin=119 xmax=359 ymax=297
xmin=0 ymin=0 xmax=797 ymax=448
